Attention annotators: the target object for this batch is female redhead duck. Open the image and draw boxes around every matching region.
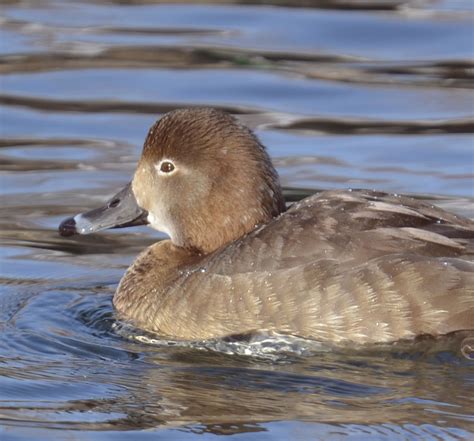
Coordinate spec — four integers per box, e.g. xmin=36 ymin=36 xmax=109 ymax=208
xmin=59 ymin=108 xmax=474 ymax=344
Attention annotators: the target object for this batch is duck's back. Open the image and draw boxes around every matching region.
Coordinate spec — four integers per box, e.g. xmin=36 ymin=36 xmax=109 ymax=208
xmin=125 ymin=190 xmax=474 ymax=343
xmin=206 ymin=189 xmax=473 ymax=273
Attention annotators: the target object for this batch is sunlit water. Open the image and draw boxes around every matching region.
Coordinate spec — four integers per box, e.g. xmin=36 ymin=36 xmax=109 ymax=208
xmin=1 ymin=1 xmax=473 ymax=440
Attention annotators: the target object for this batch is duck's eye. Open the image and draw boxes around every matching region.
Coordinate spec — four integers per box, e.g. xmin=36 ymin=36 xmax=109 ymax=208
xmin=160 ymin=161 xmax=175 ymax=173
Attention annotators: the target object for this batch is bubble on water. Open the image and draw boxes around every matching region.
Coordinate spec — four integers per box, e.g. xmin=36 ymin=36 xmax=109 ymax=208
xmin=460 ymin=337 xmax=474 ymax=360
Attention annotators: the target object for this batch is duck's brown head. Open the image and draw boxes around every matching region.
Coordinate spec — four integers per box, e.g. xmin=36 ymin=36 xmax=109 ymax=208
xmin=59 ymin=108 xmax=286 ymax=254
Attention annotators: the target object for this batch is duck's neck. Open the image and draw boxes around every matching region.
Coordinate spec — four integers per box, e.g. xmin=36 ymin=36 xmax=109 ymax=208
xmin=170 ymin=189 xmax=286 ymax=255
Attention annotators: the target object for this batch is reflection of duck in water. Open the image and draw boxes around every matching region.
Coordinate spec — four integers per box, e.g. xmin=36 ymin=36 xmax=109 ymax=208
xmin=59 ymin=108 xmax=474 ymax=344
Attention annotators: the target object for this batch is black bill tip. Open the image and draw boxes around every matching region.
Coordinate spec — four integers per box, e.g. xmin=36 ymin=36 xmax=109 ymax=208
xmin=59 ymin=216 xmax=77 ymax=237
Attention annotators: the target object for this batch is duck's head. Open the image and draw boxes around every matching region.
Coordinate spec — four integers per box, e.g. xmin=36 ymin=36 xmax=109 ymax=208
xmin=59 ymin=108 xmax=286 ymax=254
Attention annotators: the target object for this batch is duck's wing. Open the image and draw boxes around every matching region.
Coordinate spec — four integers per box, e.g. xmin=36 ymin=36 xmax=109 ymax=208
xmin=202 ymin=189 xmax=474 ymax=275
xmin=167 ymin=252 xmax=473 ymax=342
xmin=154 ymin=190 xmax=473 ymax=342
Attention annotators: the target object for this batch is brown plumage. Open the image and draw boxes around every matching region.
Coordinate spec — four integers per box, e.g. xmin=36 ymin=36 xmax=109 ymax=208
xmin=61 ymin=108 xmax=474 ymax=344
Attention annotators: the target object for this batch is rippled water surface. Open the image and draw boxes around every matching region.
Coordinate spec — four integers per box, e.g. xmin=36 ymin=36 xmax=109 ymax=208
xmin=1 ymin=0 xmax=473 ymax=440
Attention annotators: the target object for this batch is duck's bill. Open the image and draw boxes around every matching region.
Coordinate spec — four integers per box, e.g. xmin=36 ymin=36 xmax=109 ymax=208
xmin=58 ymin=183 xmax=148 ymax=237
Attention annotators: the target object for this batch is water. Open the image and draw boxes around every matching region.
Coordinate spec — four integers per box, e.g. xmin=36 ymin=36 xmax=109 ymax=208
xmin=1 ymin=0 xmax=473 ymax=439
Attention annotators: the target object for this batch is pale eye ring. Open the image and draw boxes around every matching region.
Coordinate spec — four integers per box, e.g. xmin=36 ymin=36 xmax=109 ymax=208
xmin=159 ymin=160 xmax=175 ymax=174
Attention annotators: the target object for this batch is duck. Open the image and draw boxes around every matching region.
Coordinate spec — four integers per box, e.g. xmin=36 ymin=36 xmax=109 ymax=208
xmin=59 ymin=108 xmax=474 ymax=344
